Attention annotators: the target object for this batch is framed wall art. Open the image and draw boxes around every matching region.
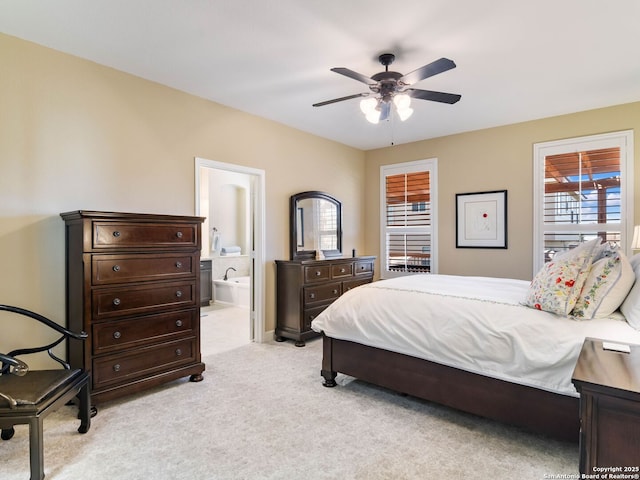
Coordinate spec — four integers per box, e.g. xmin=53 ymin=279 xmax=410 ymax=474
xmin=456 ymin=190 xmax=507 ymax=248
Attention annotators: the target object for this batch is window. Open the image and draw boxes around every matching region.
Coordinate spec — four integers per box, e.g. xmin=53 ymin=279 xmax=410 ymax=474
xmin=533 ymin=131 xmax=634 ymax=272
xmin=317 ymin=199 xmax=337 ymax=251
xmin=380 ymin=159 xmax=437 ymax=278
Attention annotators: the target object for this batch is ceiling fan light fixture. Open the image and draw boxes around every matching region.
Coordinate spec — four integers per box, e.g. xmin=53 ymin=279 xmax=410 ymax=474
xmin=365 ymin=109 xmax=380 ymax=124
xmin=359 ymin=97 xmax=377 ymax=114
xmin=393 ymin=93 xmax=411 ymax=109
xmin=397 ymin=106 xmax=414 ymax=122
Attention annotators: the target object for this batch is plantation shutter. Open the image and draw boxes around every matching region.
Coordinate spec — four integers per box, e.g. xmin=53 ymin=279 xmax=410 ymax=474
xmin=533 ymin=130 xmax=633 ymax=272
xmin=381 ymin=160 xmax=437 ymax=277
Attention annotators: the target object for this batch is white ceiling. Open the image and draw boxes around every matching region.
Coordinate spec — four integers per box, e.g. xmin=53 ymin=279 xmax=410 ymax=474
xmin=1 ymin=0 xmax=640 ymax=150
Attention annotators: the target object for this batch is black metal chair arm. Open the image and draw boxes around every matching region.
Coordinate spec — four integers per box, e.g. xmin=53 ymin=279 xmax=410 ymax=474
xmin=0 ymin=304 xmax=87 ymax=340
xmin=0 ymin=352 xmax=29 ymax=376
xmin=0 ymin=304 xmax=87 ymax=371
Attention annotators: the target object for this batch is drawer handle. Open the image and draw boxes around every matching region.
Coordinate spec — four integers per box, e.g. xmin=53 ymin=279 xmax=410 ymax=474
xmin=175 ymin=290 xmax=183 ymax=298
xmin=175 ymin=261 xmax=183 ymax=269
xmin=113 ymin=364 xmax=121 ymax=372
xmin=309 ymin=293 xmax=316 ymax=299
xmin=360 ymin=265 xmax=366 ymax=270
xmin=176 ymin=319 xmax=183 ymax=327
xmin=113 ymin=331 xmax=121 ymax=339
xmin=176 ymin=231 xmax=183 ymax=239
xmin=112 ymin=264 xmax=121 ymax=272
xmin=340 ymin=268 xmax=346 ymax=273
xmin=112 ymin=298 xmax=121 ymax=306
xmin=332 ymin=289 xmax=338 ymax=294
xmin=315 ymin=271 xmax=321 ymax=276
xmin=112 ymin=231 xmax=121 ymax=238
xmin=175 ymin=348 xmax=182 ymax=356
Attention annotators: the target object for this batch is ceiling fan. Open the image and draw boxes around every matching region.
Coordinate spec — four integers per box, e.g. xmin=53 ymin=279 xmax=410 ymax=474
xmin=313 ymin=53 xmax=461 ymax=123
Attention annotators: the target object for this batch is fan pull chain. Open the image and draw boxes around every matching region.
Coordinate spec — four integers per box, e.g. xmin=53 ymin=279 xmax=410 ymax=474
xmin=389 ymin=111 xmax=395 ymax=146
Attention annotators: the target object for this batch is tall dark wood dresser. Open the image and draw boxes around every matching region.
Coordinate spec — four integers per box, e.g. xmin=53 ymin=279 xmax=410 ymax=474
xmin=61 ymin=210 xmax=206 ymax=404
xmin=275 ymin=256 xmax=375 ymax=346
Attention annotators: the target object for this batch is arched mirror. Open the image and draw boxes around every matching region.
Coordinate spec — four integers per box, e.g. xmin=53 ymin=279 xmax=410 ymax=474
xmin=290 ymin=191 xmax=342 ymax=260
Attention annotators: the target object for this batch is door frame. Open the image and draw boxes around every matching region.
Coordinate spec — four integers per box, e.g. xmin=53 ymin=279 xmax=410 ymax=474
xmin=194 ymin=157 xmax=266 ymax=343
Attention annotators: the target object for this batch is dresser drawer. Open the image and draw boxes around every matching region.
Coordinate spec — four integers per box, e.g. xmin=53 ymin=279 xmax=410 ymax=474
xmin=92 ymin=337 xmax=197 ymax=389
xmin=93 ymin=281 xmax=196 ymax=321
xmin=304 ymin=265 xmax=331 ymax=283
xmin=331 ymin=263 xmax=353 ymax=278
xmin=304 ymin=282 xmax=341 ymax=305
xmin=93 ymin=222 xmax=198 ymax=249
xmin=355 ymin=260 xmax=374 ymax=275
xmin=92 ymin=309 xmax=197 ymax=355
xmin=343 ymin=277 xmax=371 ymax=293
xmin=92 ymin=253 xmax=196 ymax=285
xmin=303 ymin=304 xmax=329 ymax=331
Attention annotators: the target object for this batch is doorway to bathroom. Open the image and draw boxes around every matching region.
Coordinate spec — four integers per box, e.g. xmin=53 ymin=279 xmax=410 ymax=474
xmin=195 ymin=157 xmax=265 ymax=354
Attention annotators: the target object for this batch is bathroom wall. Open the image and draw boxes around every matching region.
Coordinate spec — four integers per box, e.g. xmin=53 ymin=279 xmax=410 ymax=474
xmin=200 ymin=167 xmax=252 ymax=280
xmin=208 ymin=169 xmax=250 ymax=254
xmin=213 ymin=256 xmax=250 ymax=280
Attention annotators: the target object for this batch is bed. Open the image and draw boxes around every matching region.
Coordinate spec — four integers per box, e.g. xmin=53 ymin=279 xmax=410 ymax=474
xmin=311 ymin=269 xmax=640 ymax=442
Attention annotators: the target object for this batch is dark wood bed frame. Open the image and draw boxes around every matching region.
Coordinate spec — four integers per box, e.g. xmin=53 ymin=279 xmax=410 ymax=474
xmin=320 ymin=334 xmax=580 ymax=442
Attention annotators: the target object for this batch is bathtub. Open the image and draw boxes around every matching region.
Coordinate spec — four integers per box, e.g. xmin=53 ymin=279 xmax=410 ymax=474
xmin=212 ymin=276 xmax=250 ymax=308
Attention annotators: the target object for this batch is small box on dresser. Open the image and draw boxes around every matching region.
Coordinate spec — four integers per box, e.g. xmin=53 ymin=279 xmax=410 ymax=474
xmin=275 ymin=256 xmax=375 ymax=347
xmin=61 ymin=210 xmax=206 ymax=405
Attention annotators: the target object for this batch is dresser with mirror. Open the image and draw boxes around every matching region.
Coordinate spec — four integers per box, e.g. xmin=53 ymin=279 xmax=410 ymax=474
xmin=275 ymin=191 xmax=375 ymax=346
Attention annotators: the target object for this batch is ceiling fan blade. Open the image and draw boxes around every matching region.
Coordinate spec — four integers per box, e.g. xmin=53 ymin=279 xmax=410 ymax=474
xmin=330 ymin=67 xmax=375 ymax=85
xmin=400 ymin=57 xmax=456 ymax=85
xmin=312 ymin=92 xmax=369 ymax=107
xmin=406 ymin=88 xmax=461 ymax=104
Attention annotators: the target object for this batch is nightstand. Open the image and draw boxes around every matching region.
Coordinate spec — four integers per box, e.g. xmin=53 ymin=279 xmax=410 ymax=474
xmin=571 ymin=337 xmax=640 ymax=474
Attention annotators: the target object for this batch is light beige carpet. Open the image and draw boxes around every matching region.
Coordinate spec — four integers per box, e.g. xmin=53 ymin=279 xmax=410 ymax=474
xmin=200 ymin=304 xmax=251 ymax=356
xmin=1 ymin=338 xmax=578 ymax=479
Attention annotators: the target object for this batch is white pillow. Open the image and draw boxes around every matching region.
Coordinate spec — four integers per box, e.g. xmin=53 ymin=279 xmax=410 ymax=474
xmin=629 ymin=253 xmax=640 ymax=270
xmin=523 ymin=238 xmax=601 ymax=316
xmin=571 ymin=252 xmax=635 ymax=319
xmin=620 ymin=254 xmax=640 ymax=330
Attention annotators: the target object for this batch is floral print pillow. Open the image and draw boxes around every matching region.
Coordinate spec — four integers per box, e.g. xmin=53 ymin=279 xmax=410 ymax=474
xmin=523 ymin=238 xmax=601 ymax=316
xmin=571 ymin=252 xmax=635 ymax=319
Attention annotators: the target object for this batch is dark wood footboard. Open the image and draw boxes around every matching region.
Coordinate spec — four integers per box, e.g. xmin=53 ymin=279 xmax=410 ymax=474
xmin=321 ymin=334 xmax=580 ymax=442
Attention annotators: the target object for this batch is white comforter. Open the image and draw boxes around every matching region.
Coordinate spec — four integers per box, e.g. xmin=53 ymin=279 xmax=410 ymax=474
xmin=311 ymin=274 xmax=640 ymax=397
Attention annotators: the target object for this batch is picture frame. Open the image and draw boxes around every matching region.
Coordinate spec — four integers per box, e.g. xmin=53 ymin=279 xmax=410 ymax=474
xmin=456 ymin=190 xmax=507 ymax=248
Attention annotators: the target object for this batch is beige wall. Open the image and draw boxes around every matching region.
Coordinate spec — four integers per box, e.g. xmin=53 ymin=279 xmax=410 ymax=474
xmin=365 ymin=102 xmax=640 ymax=280
xmin=0 ymin=34 xmax=365 ymax=350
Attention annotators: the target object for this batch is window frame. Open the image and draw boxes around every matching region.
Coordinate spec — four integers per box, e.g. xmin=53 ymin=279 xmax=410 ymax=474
xmin=532 ymin=130 xmax=634 ymax=273
xmin=379 ymin=158 xmax=438 ymax=279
